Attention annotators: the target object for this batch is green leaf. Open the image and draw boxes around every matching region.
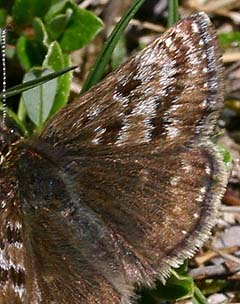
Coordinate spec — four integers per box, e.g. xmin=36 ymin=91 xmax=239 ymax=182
xmin=218 ymin=31 xmax=240 ymax=48
xmin=22 ymin=69 xmax=57 ymax=128
xmin=139 ymin=266 xmax=196 ymax=303
xmin=12 ymin=0 xmax=50 ymax=27
xmin=0 ymin=66 xmax=76 ymax=99
xmin=59 ymin=3 xmax=103 ymax=52
xmin=43 ymin=41 xmax=72 ymax=115
xmin=46 ymin=8 xmax=73 ymax=40
xmin=33 ymin=17 xmax=50 ymax=47
xmin=81 ymin=0 xmax=145 ymax=93
xmin=16 ymin=36 xmax=32 ymax=70
xmin=0 ymin=8 xmax=7 ymax=27
xmin=193 ymin=285 xmax=208 ymax=304
xmin=153 ymin=270 xmax=194 ymax=301
xmin=195 ymin=279 xmax=227 ymax=295
xmin=16 ymin=35 xmax=46 ymax=70
xmin=45 ymin=0 xmax=68 ymax=21
xmin=215 ymin=143 xmax=232 ymax=168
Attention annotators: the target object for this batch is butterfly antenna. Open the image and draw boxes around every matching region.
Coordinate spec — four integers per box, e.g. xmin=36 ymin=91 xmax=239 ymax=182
xmin=1 ymin=27 xmax=7 ymax=127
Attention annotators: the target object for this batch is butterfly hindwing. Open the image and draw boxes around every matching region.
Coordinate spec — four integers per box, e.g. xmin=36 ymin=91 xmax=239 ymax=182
xmin=8 ymin=140 xmax=227 ymax=303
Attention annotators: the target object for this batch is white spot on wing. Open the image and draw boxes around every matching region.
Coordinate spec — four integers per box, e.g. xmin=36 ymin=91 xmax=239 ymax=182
xmin=11 ymin=242 xmax=23 ymax=249
xmin=86 ymin=105 xmax=102 ymax=119
xmin=191 ymin=22 xmax=199 ymax=33
xmin=203 ymin=67 xmax=208 ymax=74
xmin=181 ymin=160 xmax=192 ymax=173
xmin=205 ymin=164 xmax=211 ymax=175
xmin=201 ymin=99 xmax=207 ymax=107
xmin=200 ymin=187 xmax=206 ymax=194
xmin=14 ymin=285 xmax=25 ymax=298
xmin=92 ymin=126 xmax=106 ymax=144
xmin=170 ymin=176 xmax=181 ymax=186
xmin=0 ymin=249 xmax=9 ymax=270
xmin=165 ymin=125 xmax=179 ymax=139
xmin=165 ymin=37 xmax=172 ymax=47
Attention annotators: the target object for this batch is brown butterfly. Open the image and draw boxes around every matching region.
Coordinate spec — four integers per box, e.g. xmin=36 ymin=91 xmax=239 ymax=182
xmin=0 ymin=12 xmax=228 ymax=304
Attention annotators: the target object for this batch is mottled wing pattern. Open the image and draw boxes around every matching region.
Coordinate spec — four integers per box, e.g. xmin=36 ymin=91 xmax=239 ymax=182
xmin=0 ymin=12 xmax=228 ymax=304
xmin=41 ymin=13 xmax=223 ymax=150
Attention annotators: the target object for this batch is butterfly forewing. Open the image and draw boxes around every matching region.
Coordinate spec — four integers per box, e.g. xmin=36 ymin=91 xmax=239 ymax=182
xmin=42 ymin=13 xmax=223 ymax=150
xmin=0 ymin=12 xmax=228 ymax=304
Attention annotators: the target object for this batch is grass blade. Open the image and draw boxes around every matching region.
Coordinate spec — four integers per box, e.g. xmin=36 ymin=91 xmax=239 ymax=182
xmin=0 ymin=66 xmax=76 ymax=99
xmin=168 ymin=0 xmax=179 ymax=27
xmin=81 ymin=0 xmax=146 ymax=93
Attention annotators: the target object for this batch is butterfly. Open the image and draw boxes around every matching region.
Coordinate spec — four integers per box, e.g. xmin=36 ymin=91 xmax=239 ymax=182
xmin=0 ymin=11 xmax=228 ymax=304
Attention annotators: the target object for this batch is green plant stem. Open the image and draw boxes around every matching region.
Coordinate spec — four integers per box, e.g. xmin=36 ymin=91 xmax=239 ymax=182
xmin=0 ymin=66 xmax=76 ymax=100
